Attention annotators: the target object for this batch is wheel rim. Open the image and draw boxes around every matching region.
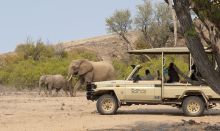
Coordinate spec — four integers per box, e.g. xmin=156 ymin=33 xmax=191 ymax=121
xmin=101 ymin=98 xmax=114 ymax=112
xmin=187 ymin=101 xmax=200 ymax=114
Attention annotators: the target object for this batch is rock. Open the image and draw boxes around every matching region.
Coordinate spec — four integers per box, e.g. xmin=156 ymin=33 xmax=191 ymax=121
xmin=204 ymin=124 xmax=220 ymax=131
xmin=181 ymin=119 xmax=198 ymax=125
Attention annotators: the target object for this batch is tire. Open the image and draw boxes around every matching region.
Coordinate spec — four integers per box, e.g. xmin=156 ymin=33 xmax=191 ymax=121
xmin=96 ymin=94 xmax=118 ymax=115
xmin=182 ymin=96 xmax=205 ymax=116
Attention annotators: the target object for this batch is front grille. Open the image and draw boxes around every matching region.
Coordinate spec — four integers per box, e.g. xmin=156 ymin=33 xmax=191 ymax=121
xmin=86 ymin=83 xmax=96 ymax=100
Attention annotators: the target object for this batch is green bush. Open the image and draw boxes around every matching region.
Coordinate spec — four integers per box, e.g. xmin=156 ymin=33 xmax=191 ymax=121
xmin=112 ymin=59 xmax=132 ymax=79
xmin=0 ymin=44 xmax=100 ymax=89
xmin=139 ymin=55 xmax=188 ymax=78
xmin=68 ymin=48 xmax=100 ymax=61
xmin=15 ymin=39 xmax=57 ymax=61
xmin=0 ymin=59 xmax=66 ymax=89
xmin=112 ymin=55 xmax=188 ymax=80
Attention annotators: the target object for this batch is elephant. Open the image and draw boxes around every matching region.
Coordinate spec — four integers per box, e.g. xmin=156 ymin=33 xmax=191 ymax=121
xmin=39 ymin=74 xmax=71 ymax=96
xmin=68 ymin=59 xmax=115 ymax=97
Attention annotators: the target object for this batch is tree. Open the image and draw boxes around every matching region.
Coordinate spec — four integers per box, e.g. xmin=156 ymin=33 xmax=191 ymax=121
xmin=167 ymin=0 xmax=178 ymax=46
xmin=33 ymin=39 xmax=45 ymax=61
xmin=153 ymin=3 xmax=173 ymax=47
xmin=106 ymin=9 xmax=133 ymax=50
xmin=15 ymin=38 xmax=55 ymax=61
xmin=54 ymin=43 xmax=68 ymax=59
xmin=135 ymin=0 xmax=153 ymax=48
xmin=190 ymin=0 xmax=220 ymax=68
xmin=134 ymin=2 xmax=172 ymax=48
xmin=168 ymin=0 xmax=220 ymax=94
xmin=15 ymin=38 xmax=35 ymax=60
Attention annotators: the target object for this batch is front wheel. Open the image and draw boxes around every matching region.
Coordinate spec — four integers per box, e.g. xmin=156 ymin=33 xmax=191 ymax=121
xmin=182 ymin=96 xmax=205 ymax=116
xmin=96 ymin=94 xmax=118 ymax=115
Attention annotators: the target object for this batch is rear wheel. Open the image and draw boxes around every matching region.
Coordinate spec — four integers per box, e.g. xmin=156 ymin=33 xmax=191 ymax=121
xmin=96 ymin=94 xmax=118 ymax=115
xmin=182 ymin=96 xmax=205 ymax=116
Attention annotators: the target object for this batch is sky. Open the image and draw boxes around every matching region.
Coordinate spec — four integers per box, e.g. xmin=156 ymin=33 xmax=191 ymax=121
xmin=0 ymin=0 xmax=162 ymax=53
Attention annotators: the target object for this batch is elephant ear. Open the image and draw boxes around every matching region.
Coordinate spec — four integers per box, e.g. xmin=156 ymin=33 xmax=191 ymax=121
xmin=41 ymin=75 xmax=47 ymax=82
xmin=68 ymin=62 xmax=74 ymax=76
xmin=78 ymin=60 xmax=93 ymax=75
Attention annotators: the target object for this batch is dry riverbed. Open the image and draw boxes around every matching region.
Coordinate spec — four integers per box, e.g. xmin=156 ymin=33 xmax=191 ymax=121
xmin=0 ymin=90 xmax=220 ymax=131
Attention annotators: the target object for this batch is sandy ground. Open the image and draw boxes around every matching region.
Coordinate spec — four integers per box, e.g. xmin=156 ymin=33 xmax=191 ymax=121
xmin=0 ymin=91 xmax=220 ymax=131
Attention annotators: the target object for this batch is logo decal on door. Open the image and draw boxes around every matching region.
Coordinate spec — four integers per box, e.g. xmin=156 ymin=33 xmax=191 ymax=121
xmin=131 ymin=89 xmax=146 ymax=94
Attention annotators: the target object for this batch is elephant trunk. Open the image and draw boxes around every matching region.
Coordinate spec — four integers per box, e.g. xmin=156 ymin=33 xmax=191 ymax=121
xmin=38 ymin=81 xmax=44 ymax=95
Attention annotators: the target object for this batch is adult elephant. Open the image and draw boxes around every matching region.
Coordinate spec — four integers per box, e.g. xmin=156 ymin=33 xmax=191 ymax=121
xmin=68 ymin=59 xmax=115 ymax=97
xmin=39 ymin=74 xmax=71 ymax=96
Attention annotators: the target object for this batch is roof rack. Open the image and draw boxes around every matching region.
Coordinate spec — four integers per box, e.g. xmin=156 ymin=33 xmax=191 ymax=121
xmin=128 ymin=47 xmax=212 ymax=55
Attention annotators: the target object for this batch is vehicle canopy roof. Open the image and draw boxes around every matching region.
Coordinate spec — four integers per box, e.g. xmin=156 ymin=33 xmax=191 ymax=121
xmin=128 ymin=47 xmax=212 ymax=55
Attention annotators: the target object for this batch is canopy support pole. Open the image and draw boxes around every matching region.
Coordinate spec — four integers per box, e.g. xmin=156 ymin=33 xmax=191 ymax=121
xmin=161 ymin=52 xmax=164 ymax=100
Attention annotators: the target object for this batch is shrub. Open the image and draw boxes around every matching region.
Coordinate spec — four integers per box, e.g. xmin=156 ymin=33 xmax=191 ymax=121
xmin=15 ymin=39 xmax=55 ymax=61
xmin=0 ymin=46 xmax=100 ymax=89
xmin=135 ymin=35 xmax=151 ymax=49
xmin=54 ymin=43 xmax=68 ymax=59
xmin=68 ymin=48 xmax=100 ymax=61
xmin=112 ymin=59 xmax=132 ymax=79
xmin=112 ymin=55 xmax=188 ymax=81
xmin=138 ymin=55 xmax=188 ymax=80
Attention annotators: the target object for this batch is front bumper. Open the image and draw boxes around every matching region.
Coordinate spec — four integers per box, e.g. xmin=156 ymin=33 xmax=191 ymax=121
xmin=86 ymin=83 xmax=96 ymax=101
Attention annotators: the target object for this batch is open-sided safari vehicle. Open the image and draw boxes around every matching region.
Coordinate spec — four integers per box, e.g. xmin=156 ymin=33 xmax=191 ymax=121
xmin=86 ymin=47 xmax=220 ymax=116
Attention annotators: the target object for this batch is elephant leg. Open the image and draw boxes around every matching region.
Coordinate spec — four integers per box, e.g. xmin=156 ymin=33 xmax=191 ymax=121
xmin=48 ymin=85 xmax=53 ymax=96
xmin=65 ymin=90 xmax=69 ymax=96
xmin=55 ymin=89 xmax=59 ymax=97
xmin=45 ymin=88 xmax=48 ymax=96
xmin=39 ymin=85 xmax=46 ymax=95
xmin=44 ymin=86 xmax=48 ymax=97
xmin=68 ymin=81 xmax=73 ymax=97
xmin=73 ymin=80 xmax=82 ymax=97
xmin=63 ymin=87 xmax=69 ymax=96
xmin=38 ymin=86 xmax=42 ymax=95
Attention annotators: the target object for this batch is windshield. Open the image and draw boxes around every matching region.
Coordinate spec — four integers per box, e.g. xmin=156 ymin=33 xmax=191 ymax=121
xmin=126 ymin=65 xmax=142 ymax=80
xmin=129 ymin=68 xmax=140 ymax=80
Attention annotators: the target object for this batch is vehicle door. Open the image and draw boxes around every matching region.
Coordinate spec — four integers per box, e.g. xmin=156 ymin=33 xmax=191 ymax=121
xmin=125 ymin=80 xmax=161 ymax=101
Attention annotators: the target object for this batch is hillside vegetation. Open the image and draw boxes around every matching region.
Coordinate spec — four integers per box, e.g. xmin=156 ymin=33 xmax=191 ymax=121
xmin=0 ymin=39 xmax=189 ymax=89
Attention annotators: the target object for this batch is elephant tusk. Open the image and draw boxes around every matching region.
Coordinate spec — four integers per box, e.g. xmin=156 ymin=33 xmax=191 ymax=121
xmin=68 ymin=75 xmax=73 ymax=81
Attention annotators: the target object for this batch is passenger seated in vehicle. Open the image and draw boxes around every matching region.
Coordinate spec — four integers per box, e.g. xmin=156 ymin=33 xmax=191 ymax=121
xmin=167 ymin=63 xmax=180 ymax=83
xmin=190 ymin=64 xmax=201 ymax=81
xmin=163 ymin=68 xmax=169 ymax=82
xmin=142 ymin=69 xmax=154 ymax=80
xmin=157 ymin=70 xmax=161 ymax=80
xmin=133 ymin=74 xmax=142 ymax=82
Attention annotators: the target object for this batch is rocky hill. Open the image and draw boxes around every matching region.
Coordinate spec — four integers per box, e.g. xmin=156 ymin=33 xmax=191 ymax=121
xmin=61 ymin=18 xmax=210 ymax=62
xmin=62 ymin=32 xmax=139 ymax=62
xmin=62 ymin=32 xmax=187 ymax=61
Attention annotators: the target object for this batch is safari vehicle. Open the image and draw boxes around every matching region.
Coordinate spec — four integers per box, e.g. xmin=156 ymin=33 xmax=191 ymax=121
xmin=86 ymin=47 xmax=220 ymax=116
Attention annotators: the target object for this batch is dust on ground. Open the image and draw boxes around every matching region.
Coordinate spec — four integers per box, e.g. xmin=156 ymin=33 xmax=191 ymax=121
xmin=0 ymin=90 xmax=220 ymax=131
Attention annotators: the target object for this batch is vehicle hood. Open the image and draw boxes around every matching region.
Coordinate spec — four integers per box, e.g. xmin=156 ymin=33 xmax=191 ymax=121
xmin=93 ymin=80 xmax=126 ymax=87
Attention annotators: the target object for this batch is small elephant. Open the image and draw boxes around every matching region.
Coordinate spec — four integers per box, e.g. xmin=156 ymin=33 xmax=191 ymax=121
xmin=39 ymin=74 xmax=71 ymax=96
xmin=68 ymin=59 xmax=115 ymax=97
